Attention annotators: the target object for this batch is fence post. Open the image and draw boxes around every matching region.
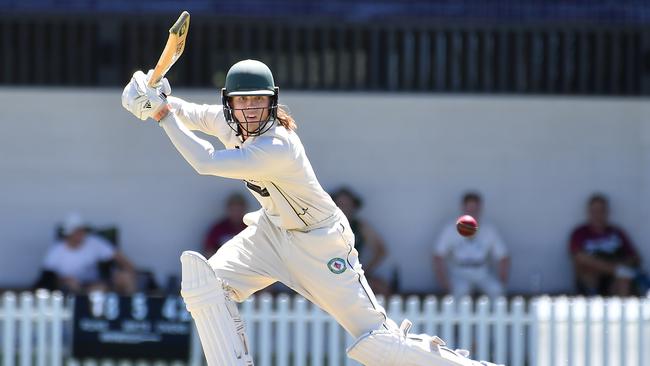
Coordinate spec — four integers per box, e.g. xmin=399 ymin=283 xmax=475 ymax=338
xmin=639 ymin=297 xmax=649 ymax=366
xmin=549 ymin=297 xmax=558 ymax=366
xmin=3 ymin=292 xmax=17 ymax=366
xmin=555 ymin=296 xmax=571 ymax=366
xmin=493 ymin=297 xmax=507 ymax=365
xmin=387 ymin=295 xmax=404 ymax=325
xmin=20 ymin=292 xmax=34 ymax=366
xmin=294 ymin=296 xmax=308 ymax=366
xmin=277 ymin=294 xmax=290 ymax=366
xmin=458 ymin=297 xmax=472 ymax=351
xmin=327 ymin=314 xmax=341 ymax=366
xmin=258 ymin=294 xmax=272 ymax=366
xmin=405 ymin=295 xmax=421 ymax=332
xmin=571 ymin=297 xmax=587 ymax=366
xmin=422 ymin=296 xmax=438 ymax=336
xmin=310 ymin=301 xmax=324 ymax=366
xmin=585 ymin=297 xmax=594 ymax=366
xmin=475 ymin=296 xmax=489 ymax=361
xmin=51 ymin=291 xmax=63 ymax=366
xmin=36 ymin=290 xmax=48 ymax=366
xmin=441 ymin=296 xmax=454 ymax=346
xmin=620 ymin=298 xmax=628 ymax=366
xmin=510 ymin=297 xmax=525 ymax=366
xmin=344 ymin=332 xmax=355 ymax=366
xmin=567 ymin=297 xmax=575 ymax=366
xmin=528 ymin=297 xmax=541 ymax=366
xmin=603 ymin=297 xmax=610 ymax=366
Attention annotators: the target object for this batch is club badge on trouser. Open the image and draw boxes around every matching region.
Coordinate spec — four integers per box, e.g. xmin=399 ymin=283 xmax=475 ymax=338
xmin=328 ymin=257 xmax=347 ymax=274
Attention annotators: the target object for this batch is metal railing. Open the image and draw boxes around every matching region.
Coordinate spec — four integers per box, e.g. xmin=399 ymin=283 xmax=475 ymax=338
xmin=1 ymin=290 xmax=649 ymax=366
xmin=1 ymin=14 xmax=648 ymax=95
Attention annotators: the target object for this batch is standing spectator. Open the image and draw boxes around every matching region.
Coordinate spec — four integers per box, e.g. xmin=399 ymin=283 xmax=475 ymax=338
xmin=39 ymin=213 xmax=136 ymax=295
xmin=570 ymin=193 xmax=642 ymax=296
xmin=332 ymin=187 xmax=391 ymax=296
xmin=433 ymin=192 xmax=510 ymax=300
xmin=203 ymin=193 xmax=248 ymax=258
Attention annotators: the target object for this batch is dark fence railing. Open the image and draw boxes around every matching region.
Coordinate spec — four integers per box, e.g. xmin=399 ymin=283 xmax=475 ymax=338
xmin=1 ymin=14 xmax=649 ymax=95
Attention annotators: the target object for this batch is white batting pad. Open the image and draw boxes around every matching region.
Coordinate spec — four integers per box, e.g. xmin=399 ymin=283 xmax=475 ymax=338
xmin=180 ymin=251 xmax=254 ymax=366
xmin=347 ymin=319 xmax=502 ymax=366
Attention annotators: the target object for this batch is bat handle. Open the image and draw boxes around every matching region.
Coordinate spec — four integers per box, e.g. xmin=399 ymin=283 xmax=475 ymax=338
xmin=148 ymin=75 xmax=162 ymax=88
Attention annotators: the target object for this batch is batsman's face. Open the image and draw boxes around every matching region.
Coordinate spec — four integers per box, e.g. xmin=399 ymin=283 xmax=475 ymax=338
xmin=230 ymin=96 xmax=271 ymax=136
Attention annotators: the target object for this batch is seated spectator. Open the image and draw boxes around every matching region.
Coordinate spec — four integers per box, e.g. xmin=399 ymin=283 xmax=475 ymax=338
xmin=332 ymin=187 xmax=391 ymax=296
xmin=433 ymin=192 xmax=509 ymax=300
xmin=203 ymin=193 xmax=248 ymax=258
xmin=570 ymin=193 xmax=642 ymax=296
xmin=37 ymin=213 xmax=137 ymax=295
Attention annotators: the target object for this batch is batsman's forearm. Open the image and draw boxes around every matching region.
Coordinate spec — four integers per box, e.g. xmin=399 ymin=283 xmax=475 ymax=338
xmin=160 ymin=112 xmax=217 ymax=174
xmin=167 ymin=96 xmax=205 ymax=131
xmin=159 ymin=112 xmax=254 ymax=180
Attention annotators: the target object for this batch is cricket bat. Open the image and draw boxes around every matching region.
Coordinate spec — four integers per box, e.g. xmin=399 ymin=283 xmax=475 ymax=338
xmin=148 ymin=11 xmax=190 ymax=87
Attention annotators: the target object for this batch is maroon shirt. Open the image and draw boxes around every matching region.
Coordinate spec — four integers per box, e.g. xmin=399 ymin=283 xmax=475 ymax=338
xmin=569 ymin=224 xmax=638 ymax=261
xmin=203 ymin=219 xmax=247 ymax=256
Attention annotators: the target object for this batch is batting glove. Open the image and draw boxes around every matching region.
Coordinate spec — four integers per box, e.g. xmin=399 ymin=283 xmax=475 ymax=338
xmin=145 ymin=69 xmax=172 ymax=96
xmin=121 ymin=70 xmax=170 ymax=121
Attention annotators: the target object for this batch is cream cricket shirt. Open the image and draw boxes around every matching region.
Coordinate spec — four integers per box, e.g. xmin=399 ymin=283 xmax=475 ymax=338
xmin=162 ymin=97 xmax=338 ymax=230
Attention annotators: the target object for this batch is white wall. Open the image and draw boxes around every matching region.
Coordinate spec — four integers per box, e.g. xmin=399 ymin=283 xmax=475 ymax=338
xmin=1 ymin=88 xmax=648 ymax=294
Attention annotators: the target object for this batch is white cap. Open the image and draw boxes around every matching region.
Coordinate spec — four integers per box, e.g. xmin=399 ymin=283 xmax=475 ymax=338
xmin=62 ymin=212 xmax=85 ymax=236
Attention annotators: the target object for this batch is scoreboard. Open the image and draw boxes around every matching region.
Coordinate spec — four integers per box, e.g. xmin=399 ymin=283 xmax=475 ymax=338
xmin=72 ymin=293 xmax=193 ymax=360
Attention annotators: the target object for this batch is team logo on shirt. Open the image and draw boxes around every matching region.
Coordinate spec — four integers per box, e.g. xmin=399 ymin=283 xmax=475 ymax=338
xmin=327 ymin=258 xmax=346 ymax=274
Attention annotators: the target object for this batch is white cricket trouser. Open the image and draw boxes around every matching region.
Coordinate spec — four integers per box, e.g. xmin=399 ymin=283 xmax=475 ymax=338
xmin=208 ymin=208 xmax=387 ymax=338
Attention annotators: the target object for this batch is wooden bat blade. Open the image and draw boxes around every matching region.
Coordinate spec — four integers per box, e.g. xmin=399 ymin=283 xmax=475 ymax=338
xmin=148 ymin=11 xmax=190 ymax=87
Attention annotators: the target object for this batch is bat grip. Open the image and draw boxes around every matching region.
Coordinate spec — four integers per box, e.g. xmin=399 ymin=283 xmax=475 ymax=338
xmin=148 ymin=76 xmax=162 ymax=88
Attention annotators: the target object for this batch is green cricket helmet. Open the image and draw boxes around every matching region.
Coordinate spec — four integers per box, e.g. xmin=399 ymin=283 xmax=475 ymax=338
xmin=221 ymin=59 xmax=279 ymax=137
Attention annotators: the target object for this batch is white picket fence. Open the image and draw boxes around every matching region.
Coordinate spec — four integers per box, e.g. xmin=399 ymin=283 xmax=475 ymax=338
xmin=1 ymin=290 xmax=649 ymax=366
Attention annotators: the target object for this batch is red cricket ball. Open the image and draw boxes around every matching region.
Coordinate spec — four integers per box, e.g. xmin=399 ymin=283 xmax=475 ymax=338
xmin=456 ymin=215 xmax=478 ymax=237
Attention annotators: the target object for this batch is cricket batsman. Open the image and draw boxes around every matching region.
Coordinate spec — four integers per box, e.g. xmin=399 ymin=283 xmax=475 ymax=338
xmin=121 ymin=59 xmax=503 ymax=366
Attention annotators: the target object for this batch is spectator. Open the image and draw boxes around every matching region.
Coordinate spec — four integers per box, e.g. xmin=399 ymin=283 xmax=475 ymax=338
xmin=433 ymin=192 xmax=510 ymax=300
xmin=570 ymin=193 xmax=642 ymax=296
xmin=332 ymin=187 xmax=391 ymax=296
xmin=203 ymin=193 xmax=248 ymax=258
xmin=38 ymin=213 xmax=137 ymax=295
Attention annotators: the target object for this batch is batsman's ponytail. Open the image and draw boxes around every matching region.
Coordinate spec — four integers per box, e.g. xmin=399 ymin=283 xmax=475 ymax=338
xmin=277 ymin=106 xmax=297 ymax=131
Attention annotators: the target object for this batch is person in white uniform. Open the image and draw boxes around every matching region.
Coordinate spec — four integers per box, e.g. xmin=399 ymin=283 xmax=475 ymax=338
xmin=121 ymin=59 xmax=501 ymax=366
xmin=433 ymin=192 xmax=510 ymax=300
